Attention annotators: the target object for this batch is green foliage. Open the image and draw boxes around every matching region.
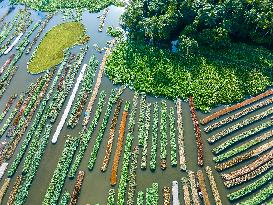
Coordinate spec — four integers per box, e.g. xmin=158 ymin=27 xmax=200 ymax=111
xmin=106 ymin=40 xmax=273 ymax=111
xmin=178 ymin=34 xmax=199 ymax=56
xmin=107 ymin=189 xmax=115 ymax=205
xmin=122 ymin=0 xmax=273 ymax=46
xmin=10 ymin=0 xmax=124 ymax=12
xmin=28 ymin=22 xmax=88 ymax=74
xmin=228 ymin=169 xmax=273 ymax=201
xmin=121 ymin=0 xmax=181 ymax=41
xmin=107 ymin=26 xmax=125 ymax=38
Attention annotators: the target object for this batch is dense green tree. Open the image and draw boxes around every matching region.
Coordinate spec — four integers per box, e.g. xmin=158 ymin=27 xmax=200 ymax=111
xmin=122 ymin=0 xmax=273 ymax=46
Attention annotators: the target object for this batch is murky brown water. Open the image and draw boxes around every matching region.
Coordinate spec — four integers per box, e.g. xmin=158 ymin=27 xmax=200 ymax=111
xmin=0 ymin=1 xmax=272 ymax=204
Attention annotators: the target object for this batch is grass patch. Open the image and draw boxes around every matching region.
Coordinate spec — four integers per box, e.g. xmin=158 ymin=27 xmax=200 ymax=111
xmin=105 ymin=40 xmax=273 ymax=111
xmin=28 ymin=22 xmax=89 ymax=74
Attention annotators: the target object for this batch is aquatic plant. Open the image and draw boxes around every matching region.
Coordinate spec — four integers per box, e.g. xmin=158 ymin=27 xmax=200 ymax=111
xmin=28 ymin=22 xmax=89 ymax=74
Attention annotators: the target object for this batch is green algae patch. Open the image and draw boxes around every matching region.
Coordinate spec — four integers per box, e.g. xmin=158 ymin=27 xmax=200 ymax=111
xmin=28 ymin=22 xmax=89 ymax=74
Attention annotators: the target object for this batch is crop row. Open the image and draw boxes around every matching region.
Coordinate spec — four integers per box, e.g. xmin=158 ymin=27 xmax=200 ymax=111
xmin=101 ymin=98 xmax=123 ymax=172
xmin=98 ymin=8 xmax=109 ymax=32
xmin=208 ymin=106 xmax=273 ymax=144
xmin=117 ymin=93 xmax=138 ymax=205
xmin=16 ymin=21 xmax=41 ymax=49
xmin=169 ymin=107 xmax=177 ymax=167
xmin=205 ymin=166 xmax=222 ymax=205
xmin=25 ymin=13 xmax=53 ymax=54
xmin=42 ymin=136 xmax=79 ymax=205
xmin=0 ymin=11 xmax=32 ymax=56
xmin=7 ymin=74 xmax=48 ymax=137
xmin=150 ymin=102 xmax=158 ymax=171
xmin=69 ymin=170 xmax=85 ymax=205
xmin=228 ymin=169 xmax=273 ymax=201
xmin=146 ymin=183 xmax=159 ymax=205
xmin=181 ymin=178 xmax=191 ymax=205
xmin=215 ymin=138 xmax=273 ymax=165
xmin=13 ymin=124 xmax=52 ymax=205
xmin=204 ymin=96 xmax=273 ymax=132
xmin=138 ymin=94 xmax=146 ymax=146
xmin=48 ymin=47 xmax=88 ymax=123
xmin=237 ymin=182 xmax=273 ymax=205
xmin=22 ymin=110 xmax=50 ymax=174
xmin=107 ymin=189 xmax=115 ymax=205
xmin=0 ymin=94 xmax=24 ymax=137
xmin=0 ymin=94 xmax=17 ymax=123
xmin=163 ymin=186 xmax=171 ymax=205
xmin=7 ymin=175 xmax=22 ymax=205
xmin=189 ymin=96 xmax=204 ymax=166
xmin=0 ymin=178 xmax=10 ymax=204
xmin=8 ymin=105 xmax=48 ymax=176
xmin=215 ymin=139 xmax=273 ymax=170
xmin=23 ymin=71 xmax=51 ymax=116
xmin=7 ymin=59 xmax=65 ymax=176
xmin=60 ymin=191 xmax=71 ymax=205
xmin=110 ymin=101 xmax=130 ymax=185
xmin=126 ymin=146 xmax=139 ymax=205
xmin=0 ymin=66 xmax=18 ymax=99
xmin=201 ymin=89 xmax=273 ymax=125
xmin=51 ymin=61 xmax=89 ymax=143
xmin=0 ymin=72 xmax=53 ymax=163
xmin=0 ymin=54 xmax=15 ymax=75
xmin=137 ymin=191 xmax=144 ymax=205
xmin=224 ymin=159 xmax=273 ymax=188
xmin=67 ymin=55 xmax=98 ymax=128
xmin=222 ymin=149 xmax=273 ymax=181
xmin=197 ymin=170 xmax=210 ymax=205
xmin=188 ymin=170 xmax=200 ymax=205
xmin=160 ymin=100 xmax=168 ymax=170
xmin=83 ymin=39 xmax=116 ymax=126
xmin=212 ymin=119 xmax=273 ymax=155
xmin=69 ymin=90 xmax=106 ymax=178
xmin=0 ymin=10 xmax=21 ymax=45
xmin=87 ymin=87 xmax=125 ymax=172
xmin=141 ymin=103 xmax=151 ymax=169
xmin=176 ymin=98 xmax=187 ymax=171
xmin=0 ymin=10 xmax=31 ymax=43
xmin=47 ymin=53 xmax=77 ymax=123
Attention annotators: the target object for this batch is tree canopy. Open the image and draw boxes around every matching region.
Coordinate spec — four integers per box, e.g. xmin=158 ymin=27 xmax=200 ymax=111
xmin=122 ymin=0 xmax=273 ymax=46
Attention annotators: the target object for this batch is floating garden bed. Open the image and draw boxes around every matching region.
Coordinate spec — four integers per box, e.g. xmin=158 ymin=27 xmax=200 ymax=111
xmin=176 ymin=99 xmax=187 ymax=171
xmin=101 ymin=98 xmax=122 ymax=172
xmin=150 ymin=102 xmax=159 ymax=171
xmin=189 ymin=97 xmax=204 ymax=166
xmin=27 ymin=22 xmax=89 ymax=74
xmin=110 ymin=101 xmax=130 ymax=185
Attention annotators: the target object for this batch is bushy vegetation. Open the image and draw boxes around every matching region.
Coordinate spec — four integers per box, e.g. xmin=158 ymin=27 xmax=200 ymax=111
xmin=28 ymin=22 xmax=88 ymax=74
xmin=122 ymin=0 xmax=273 ymax=46
xmin=10 ymin=0 xmax=124 ymax=12
xmin=106 ymin=40 xmax=273 ymax=111
xmin=104 ymin=0 xmax=273 ymax=111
